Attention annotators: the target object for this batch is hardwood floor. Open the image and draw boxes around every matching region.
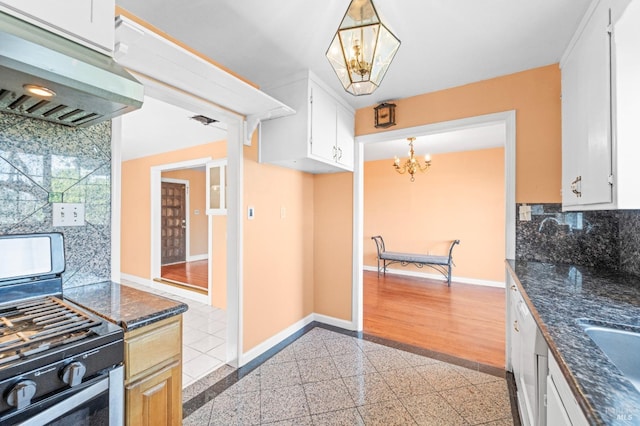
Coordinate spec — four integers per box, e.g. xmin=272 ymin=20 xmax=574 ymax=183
xmin=161 ymin=260 xmax=208 ymax=290
xmin=363 ymin=271 xmax=506 ymax=368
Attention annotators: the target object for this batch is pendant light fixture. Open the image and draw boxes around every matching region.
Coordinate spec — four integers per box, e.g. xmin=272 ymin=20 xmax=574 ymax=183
xmin=326 ymin=0 xmax=401 ymax=96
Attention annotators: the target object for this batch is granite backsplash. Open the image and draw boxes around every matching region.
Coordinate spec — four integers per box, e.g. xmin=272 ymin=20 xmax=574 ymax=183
xmin=516 ymin=203 xmax=640 ymax=276
xmin=0 ymin=112 xmax=111 ymax=287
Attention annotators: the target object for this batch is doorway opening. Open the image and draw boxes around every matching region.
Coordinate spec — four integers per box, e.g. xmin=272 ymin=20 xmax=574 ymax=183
xmin=159 ymin=169 xmax=209 ymax=296
xmin=352 ymin=111 xmax=516 ymax=367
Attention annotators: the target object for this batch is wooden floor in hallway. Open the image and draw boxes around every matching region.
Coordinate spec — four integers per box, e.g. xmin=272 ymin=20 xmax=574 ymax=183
xmin=363 ymin=271 xmax=506 ymax=368
xmin=161 ymin=260 xmax=208 ymax=290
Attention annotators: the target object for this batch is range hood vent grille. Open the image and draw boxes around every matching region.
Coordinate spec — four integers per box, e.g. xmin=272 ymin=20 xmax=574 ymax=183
xmin=0 ymin=87 xmax=103 ymax=126
xmin=0 ymin=12 xmax=144 ymax=127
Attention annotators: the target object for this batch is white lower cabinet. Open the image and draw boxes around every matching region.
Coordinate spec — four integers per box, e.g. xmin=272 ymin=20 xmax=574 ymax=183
xmin=547 ymin=350 xmax=589 ymax=426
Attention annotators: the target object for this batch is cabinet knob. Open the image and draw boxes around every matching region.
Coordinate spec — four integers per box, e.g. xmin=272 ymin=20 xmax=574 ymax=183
xmin=570 ymin=176 xmax=582 ymax=197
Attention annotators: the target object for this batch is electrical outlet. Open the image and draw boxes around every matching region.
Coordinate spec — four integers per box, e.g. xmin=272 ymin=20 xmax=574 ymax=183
xmin=53 ymin=203 xmax=85 ymax=227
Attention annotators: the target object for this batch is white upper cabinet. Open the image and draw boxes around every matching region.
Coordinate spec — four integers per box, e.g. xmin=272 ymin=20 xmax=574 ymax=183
xmin=561 ymin=0 xmax=639 ymax=210
xmin=259 ymin=71 xmax=355 ymax=173
xmin=0 ymin=0 xmax=115 ymax=54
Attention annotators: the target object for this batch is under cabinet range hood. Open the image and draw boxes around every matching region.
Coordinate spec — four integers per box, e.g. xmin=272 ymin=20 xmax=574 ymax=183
xmin=0 ymin=12 xmax=144 ymax=127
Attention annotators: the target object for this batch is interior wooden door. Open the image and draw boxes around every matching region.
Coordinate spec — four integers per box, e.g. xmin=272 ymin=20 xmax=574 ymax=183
xmin=161 ymin=181 xmax=186 ymax=265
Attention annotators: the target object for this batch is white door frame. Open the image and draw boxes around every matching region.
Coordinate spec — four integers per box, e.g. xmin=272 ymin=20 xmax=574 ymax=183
xmin=160 ymin=177 xmax=191 ymax=262
xmin=351 ymin=110 xmax=516 ymax=330
xmin=112 ymin=72 xmax=244 ymax=367
xmin=152 ymin=163 xmax=207 ymax=304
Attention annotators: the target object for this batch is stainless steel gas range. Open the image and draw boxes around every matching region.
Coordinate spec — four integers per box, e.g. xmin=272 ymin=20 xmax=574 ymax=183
xmin=0 ymin=233 xmax=124 ymax=425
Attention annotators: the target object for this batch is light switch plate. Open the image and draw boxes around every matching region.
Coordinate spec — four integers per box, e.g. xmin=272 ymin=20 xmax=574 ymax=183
xmin=53 ymin=203 xmax=85 ymax=227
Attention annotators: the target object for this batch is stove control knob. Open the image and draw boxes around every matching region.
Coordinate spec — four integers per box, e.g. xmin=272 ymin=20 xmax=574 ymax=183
xmin=61 ymin=361 xmax=87 ymax=387
xmin=7 ymin=380 xmax=37 ymax=410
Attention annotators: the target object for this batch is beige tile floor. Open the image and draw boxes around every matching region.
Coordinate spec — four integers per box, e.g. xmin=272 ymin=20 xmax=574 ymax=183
xmin=183 ymin=327 xmax=515 ymax=425
xmin=120 ymin=280 xmax=227 ymax=387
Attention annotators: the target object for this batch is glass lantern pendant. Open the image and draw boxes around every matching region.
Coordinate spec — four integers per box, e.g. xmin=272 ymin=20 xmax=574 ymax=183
xmin=326 ymin=0 xmax=401 ymax=96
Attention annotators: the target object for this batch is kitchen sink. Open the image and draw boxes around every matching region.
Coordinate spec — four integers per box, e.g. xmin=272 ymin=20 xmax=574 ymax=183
xmin=579 ymin=321 xmax=640 ymax=392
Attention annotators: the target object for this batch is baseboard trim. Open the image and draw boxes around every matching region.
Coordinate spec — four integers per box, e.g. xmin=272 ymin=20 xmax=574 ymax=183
xmin=188 ymin=254 xmax=208 ymax=262
xmin=239 ymin=314 xmax=315 ymax=366
xmin=313 ymin=313 xmax=356 ymax=331
xmin=238 ymin=312 xmax=357 ymax=366
xmin=362 ymin=265 xmax=505 ymax=288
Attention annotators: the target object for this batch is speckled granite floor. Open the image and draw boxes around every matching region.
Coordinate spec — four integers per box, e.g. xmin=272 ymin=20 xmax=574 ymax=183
xmin=182 ymin=327 xmax=515 ymax=425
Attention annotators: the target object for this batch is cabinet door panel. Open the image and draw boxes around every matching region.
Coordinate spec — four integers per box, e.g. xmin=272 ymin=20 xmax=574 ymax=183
xmin=336 ymin=103 xmax=354 ymax=169
xmin=582 ymin=0 xmax=613 ymax=205
xmin=546 ymin=377 xmax=572 ymax=426
xmin=310 ymin=83 xmax=337 ymax=162
xmin=562 ymin=44 xmax=587 ymax=206
xmin=561 ymin=0 xmax=613 ymax=208
xmin=126 ymin=361 xmax=182 ymax=426
xmin=0 ymin=0 xmax=115 ymax=52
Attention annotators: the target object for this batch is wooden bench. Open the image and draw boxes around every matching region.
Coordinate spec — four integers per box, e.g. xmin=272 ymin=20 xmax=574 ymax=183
xmin=371 ymin=236 xmax=460 ymax=286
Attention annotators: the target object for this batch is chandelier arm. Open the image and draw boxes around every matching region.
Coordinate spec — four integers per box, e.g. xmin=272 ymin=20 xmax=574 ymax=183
xmin=417 ymin=163 xmax=431 ymax=172
xmin=393 ymin=166 xmax=408 ymax=175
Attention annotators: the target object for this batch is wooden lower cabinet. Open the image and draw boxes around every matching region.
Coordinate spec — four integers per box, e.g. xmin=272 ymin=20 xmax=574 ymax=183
xmin=124 ymin=315 xmax=183 ymax=426
xmin=126 ymin=361 xmax=181 ymax=425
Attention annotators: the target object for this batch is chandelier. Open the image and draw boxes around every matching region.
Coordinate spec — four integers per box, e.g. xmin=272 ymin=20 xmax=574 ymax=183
xmin=326 ymin=0 xmax=401 ymax=96
xmin=393 ymin=137 xmax=431 ymax=182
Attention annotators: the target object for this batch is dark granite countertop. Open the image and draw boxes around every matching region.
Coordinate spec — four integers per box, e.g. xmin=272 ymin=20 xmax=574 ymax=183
xmin=506 ymin=260 xmax=640 ymax=426
xmin=64 ymin=281 xmax=188 ymax=332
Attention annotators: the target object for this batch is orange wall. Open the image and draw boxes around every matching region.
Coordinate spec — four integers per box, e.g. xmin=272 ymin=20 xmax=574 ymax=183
xmin=162 ymin=169 xmax=208 ymax=256
xmin=364 ymin=148 xmax=505 ymax=282
xmin=311 ymin=65 xmax=561 ymax=323
xmin=242 ymin=136 xmax=315 ymax=351
xmin=211 ymin=215 xmax=226 ymax=308
xmin=356 ymin=64 xmax=561 ymax=203
xmin=121 ymin=141 xmax=226 ymax=281
xmin=314 ymin=173 xmax=353 ymax=321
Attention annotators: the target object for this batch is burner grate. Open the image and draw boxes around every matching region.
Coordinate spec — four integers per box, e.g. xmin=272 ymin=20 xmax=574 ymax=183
xmin=0 ymin=297 xmax=100 ymax=365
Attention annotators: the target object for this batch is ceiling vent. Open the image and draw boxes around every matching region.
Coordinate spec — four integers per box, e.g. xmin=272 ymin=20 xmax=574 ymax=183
xmin=190 ymin=115 xmax=219 ymax=126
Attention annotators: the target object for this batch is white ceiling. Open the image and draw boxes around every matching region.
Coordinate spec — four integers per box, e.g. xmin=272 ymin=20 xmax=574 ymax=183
xmin=364 ymin=122 xmax=505 ymax=161
xmin=120 ymin=96 xmax=227 ymax=161
xmin=115 ymin=0 xmax=590 ymax=110
xmin=115 ymin=0 xmax=589 ymax=160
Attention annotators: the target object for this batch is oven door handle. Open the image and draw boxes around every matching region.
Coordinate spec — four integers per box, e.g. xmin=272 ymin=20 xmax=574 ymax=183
xmin=18 ymin=366 xmax=123 ymax=426
xmin=18 ymin=380 xmax=107 ymax=426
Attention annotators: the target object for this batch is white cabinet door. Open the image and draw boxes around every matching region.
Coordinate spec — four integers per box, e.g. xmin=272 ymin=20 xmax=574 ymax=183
xmin=0 ymin=0 xmax=115 ymax=53
xmin=581 ymin=0 xmax=613 ymax=205
xmin=561 ymin=39 xmax=588 ymax=207
xmin=509 ymin=284 xmax=522 ymax=379
xmin=260 ymin=71 xmax=355 ymax=173
xmin=546 ymin=376 xmax=572 ymax=426
xmin=547 ymin=351 xmax=589 ymax=426
xmin=336 ymin=103 xmax=354 ymax=170
xmin=561 ymin=0 xmax=613 ymax=208
xmin=310 ymin=83 xmax=337 ymax=163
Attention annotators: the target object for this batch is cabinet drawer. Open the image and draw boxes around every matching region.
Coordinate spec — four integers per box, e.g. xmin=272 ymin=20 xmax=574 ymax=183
xmin=125 ymin=316 xmax=182 ymax=381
